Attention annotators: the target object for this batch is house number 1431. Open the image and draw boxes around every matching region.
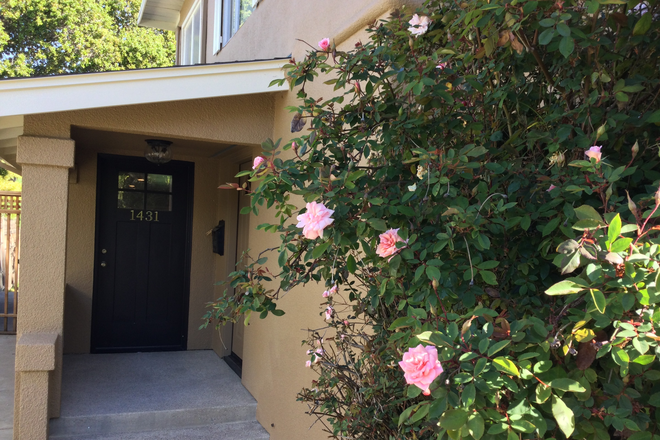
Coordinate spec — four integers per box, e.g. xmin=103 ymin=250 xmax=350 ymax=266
xmin=129 ymin=210 xmax=159 ymax=222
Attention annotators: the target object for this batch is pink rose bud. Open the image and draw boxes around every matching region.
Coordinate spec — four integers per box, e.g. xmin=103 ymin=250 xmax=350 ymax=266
xmin=324 ymin=306 xmax=333 ymax=320
xmin=585 ymin=146 xmax=602 ymax=162
xmin=547 ymin=184 xmax=557 ymax=192
xmin=318 ymin=38 xmax=330 ymax=51
xmin=252 ymin=156 xmax=265 ymax=170
xmin=305 ymin=360 xmax=312 ymax=368
xmin=399 ymin=344 xmax=444 ymax=396
xmin=296 ymin=201 xmax=334 ymax=240
xmin=436 ymin=62 xmax=447 ymax=70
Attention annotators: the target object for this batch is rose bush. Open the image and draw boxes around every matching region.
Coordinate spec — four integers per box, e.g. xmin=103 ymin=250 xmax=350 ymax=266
xmin=203 ymin=0 xmax=660 ymax=438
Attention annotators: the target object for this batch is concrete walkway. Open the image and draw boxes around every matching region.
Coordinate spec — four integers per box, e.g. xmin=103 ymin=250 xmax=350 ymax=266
xmin=0 ymin=336 xmax=15 ymax=440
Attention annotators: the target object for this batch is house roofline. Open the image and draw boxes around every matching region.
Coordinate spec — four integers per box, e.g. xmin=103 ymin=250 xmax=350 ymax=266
xmin=0 ymin=58 xmax=288 ymax=174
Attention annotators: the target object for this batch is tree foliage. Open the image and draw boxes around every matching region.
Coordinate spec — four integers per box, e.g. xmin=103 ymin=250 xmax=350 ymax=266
xmin=204 ymin=0 xmax=660 ymax=438
xmin=0 ymin=0 xmax=175 ymax=78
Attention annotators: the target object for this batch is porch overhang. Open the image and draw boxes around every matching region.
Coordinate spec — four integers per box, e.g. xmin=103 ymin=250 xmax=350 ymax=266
xmin=137 ymin=0 xmax=185 ymax=32
xmin=0 ymin=58 xmax=288 ymax=174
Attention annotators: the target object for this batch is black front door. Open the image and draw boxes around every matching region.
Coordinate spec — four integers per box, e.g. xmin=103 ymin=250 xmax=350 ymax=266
xmin=91 ymin=154 xmax=194 ymax=353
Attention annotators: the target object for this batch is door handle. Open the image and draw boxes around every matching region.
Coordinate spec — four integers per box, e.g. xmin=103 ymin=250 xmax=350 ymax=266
xmin=100 ymin=261 xmax=106 ymax=267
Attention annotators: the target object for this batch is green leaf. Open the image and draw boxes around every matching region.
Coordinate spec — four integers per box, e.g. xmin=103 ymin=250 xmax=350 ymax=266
xmin=557 ymin=23 xmax=571 ymax=37
xmin=559 ymin=36 xmax=575 ymax=58
xmin=439 ymin=408 xmax=469 ymax=430
xmin=347 ymin=254 xmax=357 ymax=273
xmin=552 ymin=395 xmax=575 ymax=438
xmin=368 ymin=218 xmax=388 ymax=231
xmin=542 ymin=217 xmax=561 ymax=237
xmin=488 ymin=340 xmax=512 ymax=357
xmin=615 ymin=92 xmax=629 ymax=102
xmin=574 ymin=205 xmax=604 ymax=222
xmin=608 ymin=214 xmax=622 ymax=248
xmin=538 ymin=28 xmax=555 ymax=45
xmin=536 ymin=384 xmax=552 ymax=403
xmin=479 ymin=270 xmax=498 ymax=285
xmin=467 ymin=412 xmax=485 ymax=440
xmin=633 ymin=354 xmax=655 ymax=365
xmin=612 ymin=346 xmax=630 ymax=366
xmin=511 ymin=419 xmax=536 ymax=433
xmin=493 ymin=357 xmax=520 ymax=377
xmin=633 ymin=12 xmax=652 ymax=36
xmin=572 ymin=219 xmax=605 ymax=230
xmin=548 ymin=378 xmax=587 ymax=392
xmin=426 ymin=265 xmax=442 ymax=281
xmin=462 ymin=383 xmax=476 ymax=407
xmin=312 ymin=241 xmax=331 ymax=259
xmin=474 ymin=357 xmax=488 ymax=376
xmin=648 ymin=392 xmax=660 ymax=407
xmin=590 ymin=289 xmax=607 ymax=313
xmin=610 ymin=238 xmax=632 ymax=252
xmin=546 ymin=280 xmax=586 ymax=295
xmin=389 ymin=317 xmax=416 ymax=330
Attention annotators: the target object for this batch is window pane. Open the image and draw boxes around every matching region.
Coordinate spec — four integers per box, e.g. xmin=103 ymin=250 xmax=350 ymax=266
xmin=118 ymin=172 xmax=145 ymax=190
xmin=192 ymin=6 xmax=201 ymax=64
xmin=147 ymin=174 xmax=172 ymax=192
xmin=118 ymin=191 xmax=144 ymax=210
xmin=146 ymin=194 xmax=172 ymax=211
xmin=239 ymin=0 xmax=256 ymax=27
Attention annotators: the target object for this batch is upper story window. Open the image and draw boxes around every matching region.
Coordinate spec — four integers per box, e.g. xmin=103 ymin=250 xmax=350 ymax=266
xmin=214 ymin=0 xmax=257 ymax=53
xmin=181 ymin=0 xmax=203 ymax=65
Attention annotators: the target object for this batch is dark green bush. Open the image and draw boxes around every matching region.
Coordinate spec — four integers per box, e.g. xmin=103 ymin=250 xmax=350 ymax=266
xmin=204 ymin=0 xmax=660 ymax=438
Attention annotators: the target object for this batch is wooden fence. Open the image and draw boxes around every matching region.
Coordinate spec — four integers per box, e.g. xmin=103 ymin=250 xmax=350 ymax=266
xmin=0 ymin=192 xmax=20 ymax=334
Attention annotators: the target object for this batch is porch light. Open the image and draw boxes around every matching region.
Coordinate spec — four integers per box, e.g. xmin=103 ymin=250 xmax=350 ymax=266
xmin=144 ymin=139 xmax=173 ymax=164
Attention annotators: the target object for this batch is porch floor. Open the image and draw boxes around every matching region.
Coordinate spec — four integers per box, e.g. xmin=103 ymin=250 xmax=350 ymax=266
xmin=51 ymin=350 xmax=268 ymax=439
xmin=0 ymin=336 xmax=15 ymax=440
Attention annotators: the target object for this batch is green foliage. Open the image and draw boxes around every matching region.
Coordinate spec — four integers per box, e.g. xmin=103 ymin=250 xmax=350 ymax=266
xmin=204 ymin=0 xmax=660 ymax=438
xmin=0 ymin=0 xmax=175 ymax=78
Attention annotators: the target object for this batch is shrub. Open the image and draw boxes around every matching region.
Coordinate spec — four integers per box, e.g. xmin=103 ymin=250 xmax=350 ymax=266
xmin=204 ymin=0 xmax=660 ymax=438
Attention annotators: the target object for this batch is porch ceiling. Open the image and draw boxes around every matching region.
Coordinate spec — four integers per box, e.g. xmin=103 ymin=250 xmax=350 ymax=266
xmin=72 ymin=127 xmax=240 ymax=159
xmin=0 ymin=59 xmax=287 ymax=175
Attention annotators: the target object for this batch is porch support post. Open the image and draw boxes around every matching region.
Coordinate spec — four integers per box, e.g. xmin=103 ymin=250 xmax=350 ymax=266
xmin=13 ymin=136 xmax=74 ymax=440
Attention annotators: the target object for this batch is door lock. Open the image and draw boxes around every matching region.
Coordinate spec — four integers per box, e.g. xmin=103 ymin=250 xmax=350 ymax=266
xmin=100 ymin=261 xmax=106 ymax=267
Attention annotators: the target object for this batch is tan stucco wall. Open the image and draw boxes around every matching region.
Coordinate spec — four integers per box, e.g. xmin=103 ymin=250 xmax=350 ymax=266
xmin=24 ymin=94 xmax=275 ymax=144
xmin=208 ymin=0 xmax=423 ymax=63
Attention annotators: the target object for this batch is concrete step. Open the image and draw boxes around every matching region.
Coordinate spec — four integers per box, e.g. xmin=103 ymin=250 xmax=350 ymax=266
xmin=50 ymin=420 xmax=269 ymax=440
xmin=49 ymin=351 xmax=267 ymax=439
xmin=48 ymin=401 xmax=258 ymax=438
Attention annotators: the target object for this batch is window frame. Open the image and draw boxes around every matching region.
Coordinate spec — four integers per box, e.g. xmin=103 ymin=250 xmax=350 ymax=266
xmin=180 ymin=0 xmax=203 ymax=65
xmin=217 ymin=0 xmax=256 ymax=51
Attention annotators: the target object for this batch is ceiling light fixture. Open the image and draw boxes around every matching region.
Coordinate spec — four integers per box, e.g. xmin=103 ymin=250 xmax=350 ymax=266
xmin=144 ymin=139 xmax=173 ymax=165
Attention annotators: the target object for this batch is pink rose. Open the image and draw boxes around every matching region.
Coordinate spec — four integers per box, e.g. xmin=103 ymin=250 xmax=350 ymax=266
xmin=399 ymin=344 xmax=444 ymax=396
xmin=585 ymin=146 xmax=602 ymax=162
xmin=547 ymin=184 xmax=557 ymax=192
xmin=318 ymin=38 xmax=330 ymax=51
xmin=376 ymin=228 xmax=405 ymax=260
xmin=324 ymin=306 xmax=333 ymax=320
xmin=408 ymin=14 xmax=432 ymax=37
xmin=436 ymin=62 xmax=447 ymax=70
xmin=305 ymin=360 xmax=312 ymax=368
xmin=252 ymin=156 xmax=265 ymax=170
xmin=296 ymin=201 xmax=334 ymax=240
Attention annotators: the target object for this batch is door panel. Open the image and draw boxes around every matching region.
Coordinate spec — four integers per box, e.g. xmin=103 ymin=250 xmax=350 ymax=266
xmin=91 ymin=154 xmax=194 ymax=353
